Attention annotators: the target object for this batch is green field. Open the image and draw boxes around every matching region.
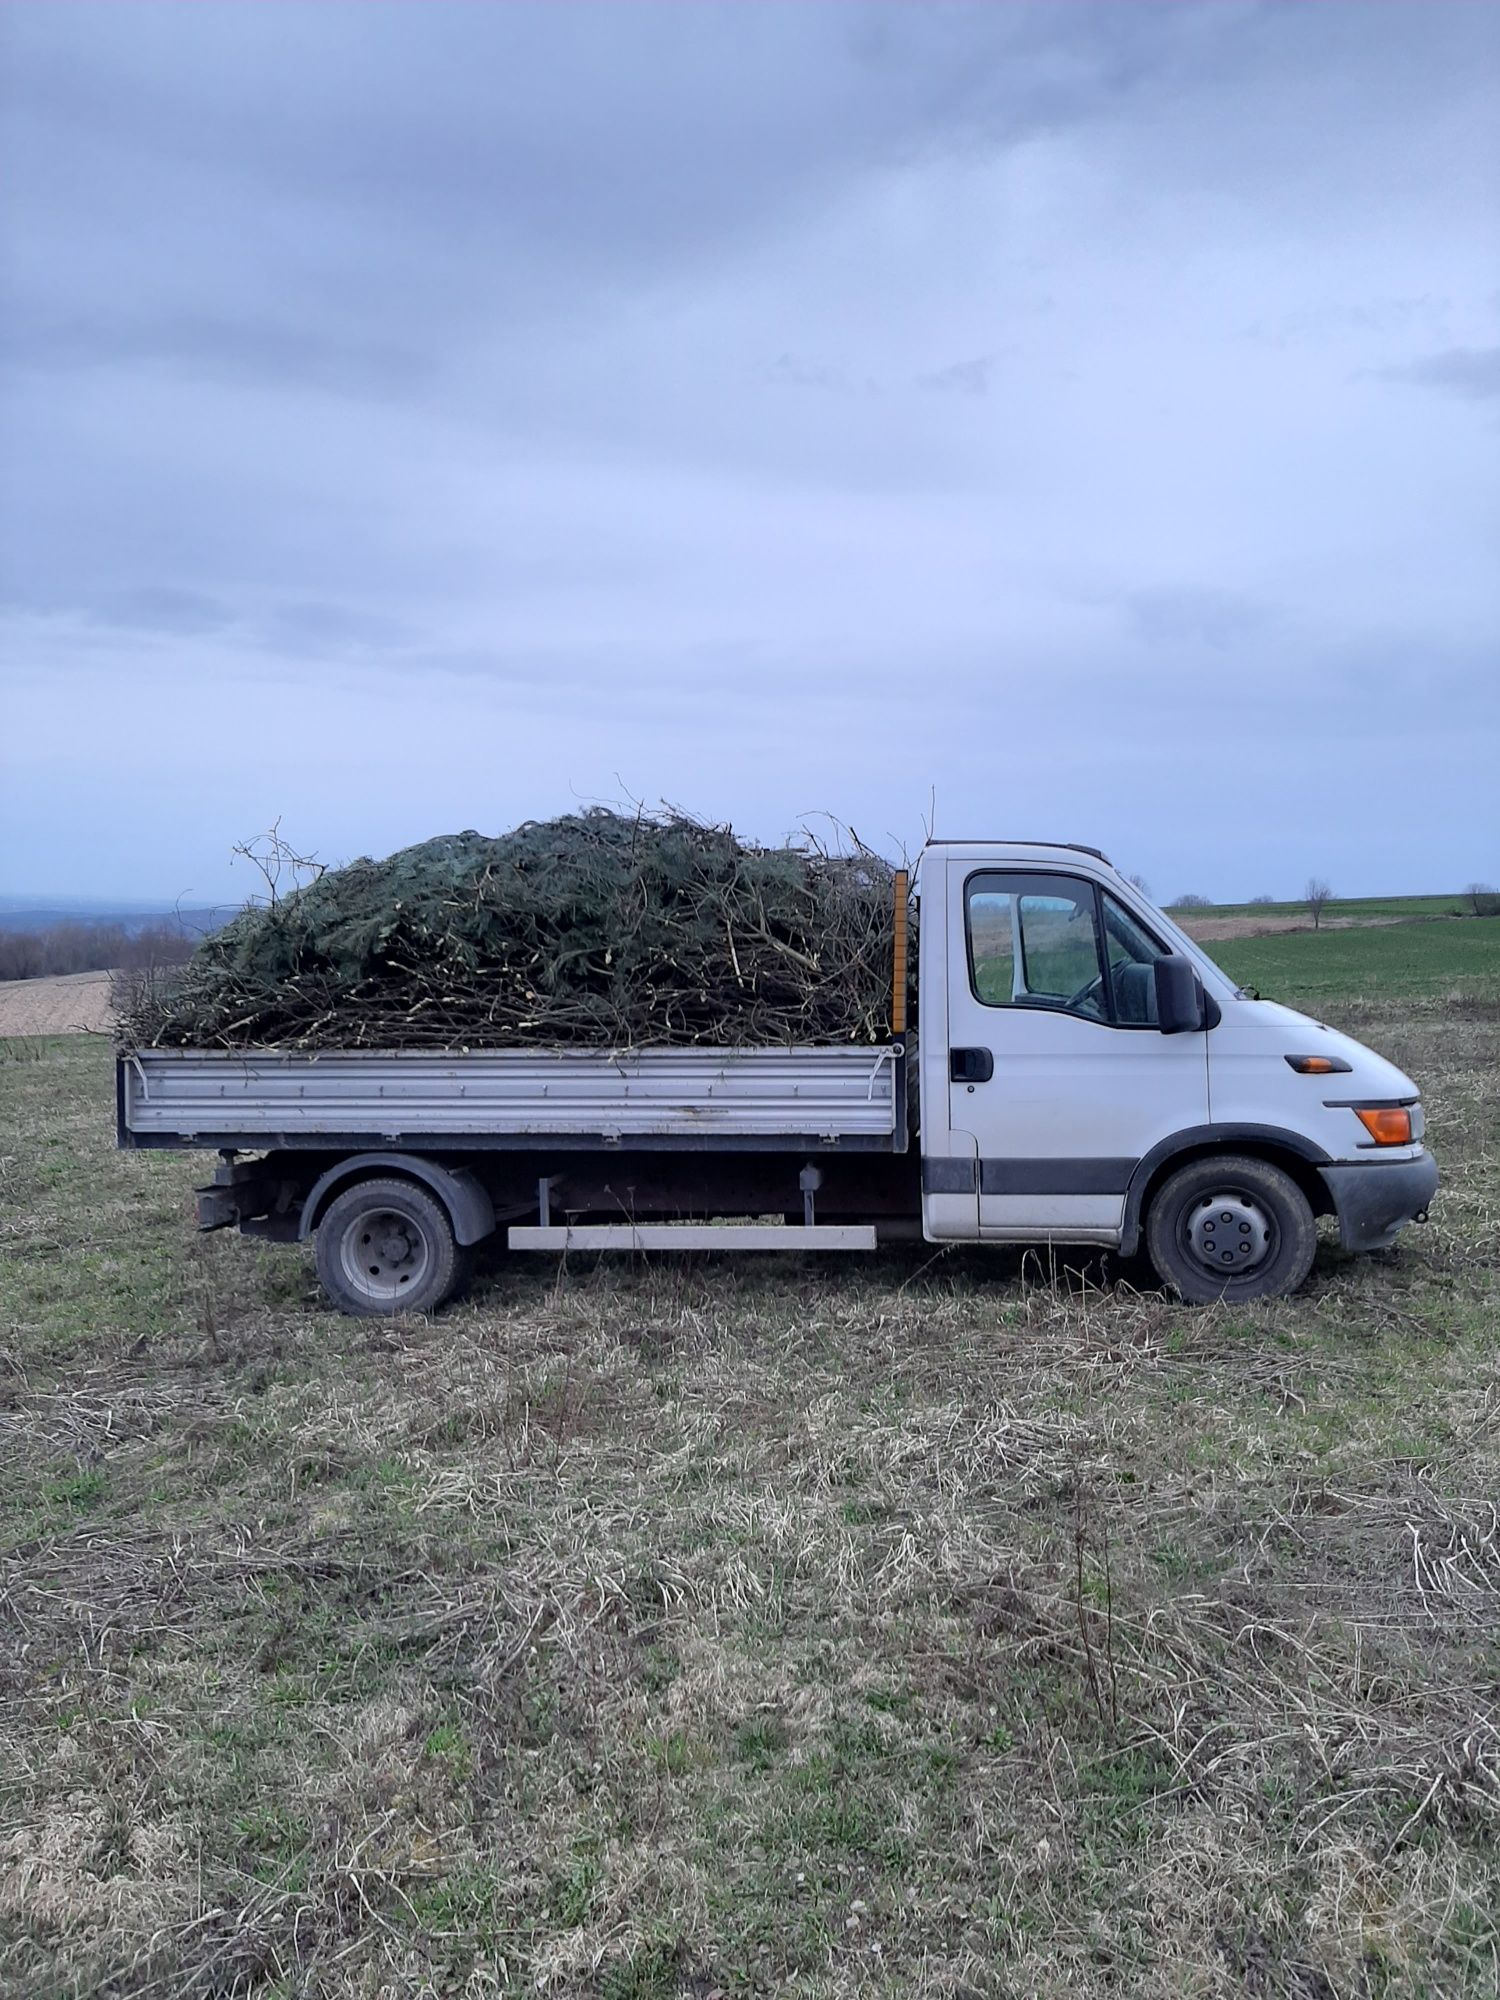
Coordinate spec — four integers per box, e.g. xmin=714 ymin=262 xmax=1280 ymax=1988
xmin=1205 ymin=914 xmax=1500 ymax=1008
xmin=1199 ymin=893 xmax=1474 ymax=923
xmin=2 ymin=924 xmax=1499 ymax=1998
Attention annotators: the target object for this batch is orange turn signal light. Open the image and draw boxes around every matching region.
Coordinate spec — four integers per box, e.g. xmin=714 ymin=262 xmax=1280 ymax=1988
xmin=1285 ymin=1054 xmax=1350 ymax=1075
xmin=1355 ymin=1106 xmax=1413 ymax=1146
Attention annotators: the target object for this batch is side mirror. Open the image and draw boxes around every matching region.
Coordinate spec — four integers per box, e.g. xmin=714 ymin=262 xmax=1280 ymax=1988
xmin=1155 ymin=955 xmax=1206 ymax=1035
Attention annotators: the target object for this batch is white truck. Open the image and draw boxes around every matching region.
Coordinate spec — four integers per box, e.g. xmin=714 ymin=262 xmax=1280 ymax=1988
xmin=117 ymin=841 xmax=1437 ymax=1314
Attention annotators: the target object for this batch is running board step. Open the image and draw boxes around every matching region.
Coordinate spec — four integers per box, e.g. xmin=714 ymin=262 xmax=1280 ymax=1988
xmin=508 ymin=1224 xmax=878 ymax=1252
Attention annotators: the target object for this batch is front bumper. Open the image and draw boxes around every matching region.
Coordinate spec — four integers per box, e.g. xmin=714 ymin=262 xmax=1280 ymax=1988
xmin=1320 ymin=1152 xmax=1438 ymax=1254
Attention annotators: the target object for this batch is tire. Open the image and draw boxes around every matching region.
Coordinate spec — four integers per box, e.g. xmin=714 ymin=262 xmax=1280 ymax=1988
xmin=1145 ymin=1154 xmax=1317 ymax=1305
xmin=314 ymin=1177 xmax=467 ymax=1317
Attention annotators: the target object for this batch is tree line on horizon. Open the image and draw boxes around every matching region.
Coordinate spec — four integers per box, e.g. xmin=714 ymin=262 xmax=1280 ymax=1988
xmin=0 ymin=922 xmax=196 ymax=985
xmin=1154 ymin=882 xmax=1497 ymax=924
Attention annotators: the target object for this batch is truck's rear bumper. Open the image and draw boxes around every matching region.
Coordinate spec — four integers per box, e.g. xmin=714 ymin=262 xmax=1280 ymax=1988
xmin=1321 ymin=1153 xmax=1438 ymax=1254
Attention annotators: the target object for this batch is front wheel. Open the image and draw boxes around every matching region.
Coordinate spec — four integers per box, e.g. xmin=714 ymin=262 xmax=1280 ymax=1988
xmin=314 ymin=1177 xmax=467 ymax=1317
xmin=1145 ymin=1154 xmax=1317 ymax=1304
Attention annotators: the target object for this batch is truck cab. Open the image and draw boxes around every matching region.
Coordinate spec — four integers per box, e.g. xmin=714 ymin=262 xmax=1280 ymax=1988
xmin=916 ymin=842 xmax=1436 ymax=1299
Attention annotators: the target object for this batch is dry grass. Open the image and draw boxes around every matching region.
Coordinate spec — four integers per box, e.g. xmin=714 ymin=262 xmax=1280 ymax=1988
xmin=1 ymin=993 xmax=1497 ymax=1998
xmin=1176 ymin=915 xmax=1406 ymax=942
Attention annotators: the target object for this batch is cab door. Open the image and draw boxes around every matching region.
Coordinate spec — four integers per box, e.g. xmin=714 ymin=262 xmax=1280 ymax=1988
xmin=945 ymin=867 xmax=1209 ymax=1239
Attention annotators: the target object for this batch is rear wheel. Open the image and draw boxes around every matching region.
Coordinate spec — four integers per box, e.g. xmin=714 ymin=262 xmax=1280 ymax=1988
xmin=314 ymin=1178 xmax=466 ymax=1317
xmin=1145 ymin=1154 xmax=1317 ymax=1304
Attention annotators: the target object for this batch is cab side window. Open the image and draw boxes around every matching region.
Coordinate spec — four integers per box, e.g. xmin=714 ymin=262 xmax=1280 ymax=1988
xmin=967 ymin=873 xmax=1109 ymax=1021
xmin=968 ymin=890 xmax=1018 ymax=1005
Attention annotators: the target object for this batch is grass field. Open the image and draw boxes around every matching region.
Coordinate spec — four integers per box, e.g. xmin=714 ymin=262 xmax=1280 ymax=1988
xmin=1204 ymin=915 xmax=1500 ymax=1009
xmin=2 ymin=924 xmax=1498 ymax=1998
xmin=1195 ymin=894 xmax=1474 ymax=924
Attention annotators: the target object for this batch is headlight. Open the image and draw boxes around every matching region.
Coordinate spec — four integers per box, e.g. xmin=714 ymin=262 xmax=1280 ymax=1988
xmin=1355 ymin=1106 xmax=1415 ymax=1146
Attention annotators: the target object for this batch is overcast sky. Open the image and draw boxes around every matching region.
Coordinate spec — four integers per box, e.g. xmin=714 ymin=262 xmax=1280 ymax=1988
xmin=2 ymin=2 xmax=1497 ymax=906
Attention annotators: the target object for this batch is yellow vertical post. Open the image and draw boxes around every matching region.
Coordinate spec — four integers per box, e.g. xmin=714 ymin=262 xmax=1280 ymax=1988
xmin=890 ymin=868 xmax=909 ymax=1038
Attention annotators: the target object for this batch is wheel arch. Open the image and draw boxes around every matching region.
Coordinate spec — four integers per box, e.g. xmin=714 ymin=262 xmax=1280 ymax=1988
xmin=298 ymin=1153 xmax=496 ymax=1246
xmin=1120 ymin=1125 xmax=1332 ymax=1257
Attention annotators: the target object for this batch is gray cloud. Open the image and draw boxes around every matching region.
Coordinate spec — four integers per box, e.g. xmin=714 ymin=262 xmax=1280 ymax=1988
xmin=89 ymin=587 xmax=233 ymax=637
xmin=1117 ymin=588 xmax=1271 ymax=655
xmin=0 ymin=307 xmax=429 ymax=396
xmin=1 ymin=2 xmax=1497 ymax=902
xmin=1382 ymin=347 xmax=1500 ymax=402
xmin=918 ymin=355 xmax=1001 ymax=398
xmin=764 ymin=355 xmax=867 ymax=395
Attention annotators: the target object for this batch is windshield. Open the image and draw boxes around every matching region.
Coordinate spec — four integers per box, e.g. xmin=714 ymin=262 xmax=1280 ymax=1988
xmin=1124 ymin=898 xmax=1250 ymax=999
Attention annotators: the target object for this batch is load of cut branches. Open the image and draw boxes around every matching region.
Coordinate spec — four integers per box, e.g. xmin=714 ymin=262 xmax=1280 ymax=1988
xmin=118 ymin=809 xmax=908 ymax=1051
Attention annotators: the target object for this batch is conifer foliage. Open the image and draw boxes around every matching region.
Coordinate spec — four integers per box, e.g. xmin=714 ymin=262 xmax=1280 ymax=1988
xmin=120 ymin=810 xmax=908 ymax=1051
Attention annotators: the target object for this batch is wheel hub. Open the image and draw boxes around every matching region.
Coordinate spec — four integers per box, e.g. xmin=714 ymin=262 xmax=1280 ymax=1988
xmin=1185 ymin=1191 xmax=1273 ymax=1273
xmin=340 ymin=1207 xmax=432 ymax=1302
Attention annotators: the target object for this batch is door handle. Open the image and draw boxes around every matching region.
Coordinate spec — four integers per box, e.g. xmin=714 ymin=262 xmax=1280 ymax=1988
xmin=949 ymin=1046 xmax=994 ymax=1084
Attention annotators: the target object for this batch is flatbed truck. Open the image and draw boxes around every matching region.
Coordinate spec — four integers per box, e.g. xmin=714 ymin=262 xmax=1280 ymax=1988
xmin=117 ymin=841 xmax=1437 ymax=1312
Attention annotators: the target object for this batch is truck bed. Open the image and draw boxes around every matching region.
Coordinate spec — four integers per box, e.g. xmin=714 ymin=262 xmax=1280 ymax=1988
xmin=117 ymin=1044 xmax=906 ymax=1153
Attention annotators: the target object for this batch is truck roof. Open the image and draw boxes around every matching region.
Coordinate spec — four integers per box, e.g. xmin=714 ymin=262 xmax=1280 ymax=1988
xmin=918 ymin=839 xmax=1114 ymax=865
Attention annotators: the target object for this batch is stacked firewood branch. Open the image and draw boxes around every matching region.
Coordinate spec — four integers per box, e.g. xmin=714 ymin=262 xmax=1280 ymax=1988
xmin=119 ymin=810 xmax=911 ymax=1051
